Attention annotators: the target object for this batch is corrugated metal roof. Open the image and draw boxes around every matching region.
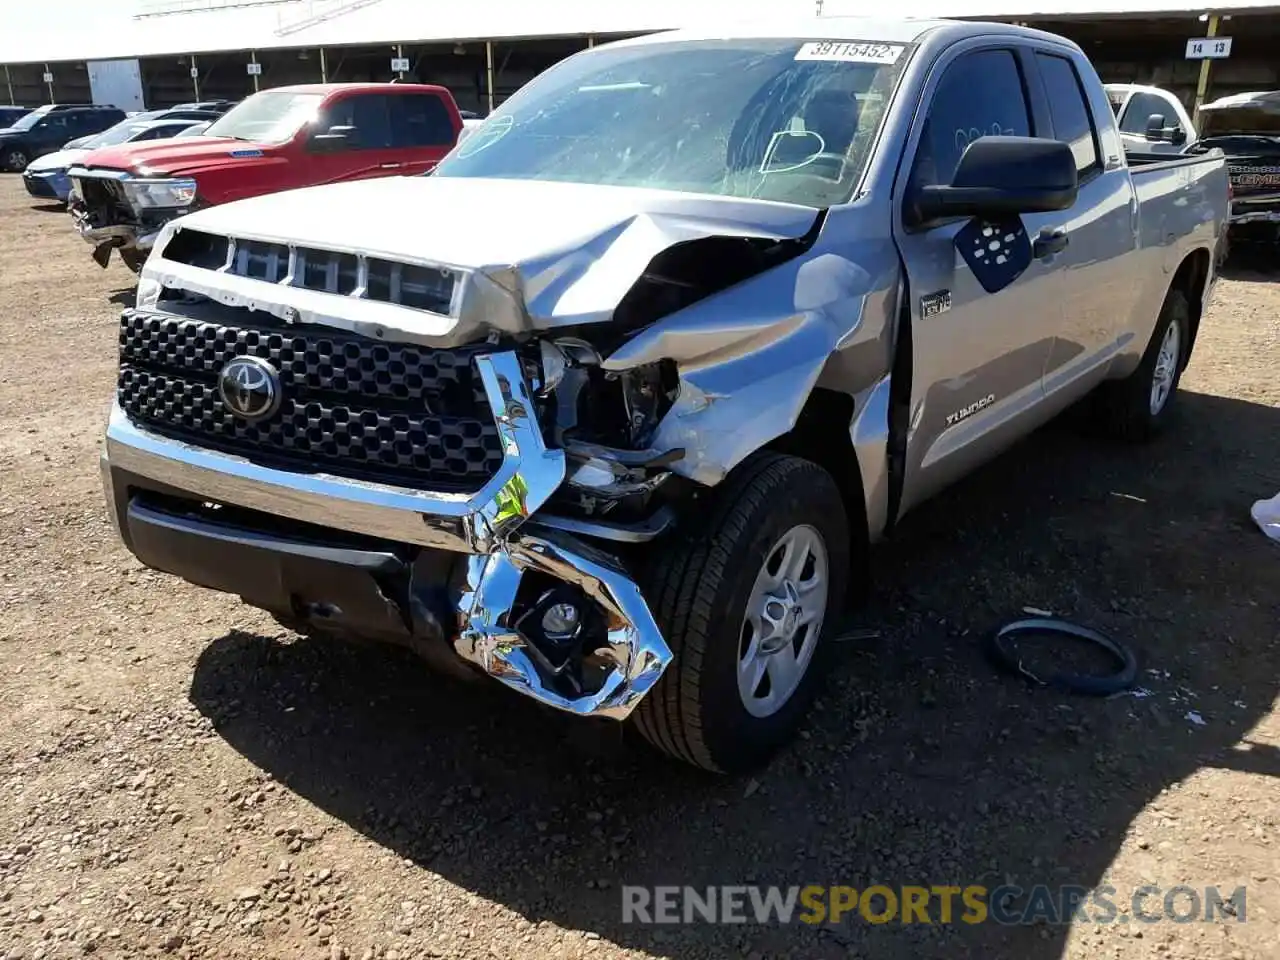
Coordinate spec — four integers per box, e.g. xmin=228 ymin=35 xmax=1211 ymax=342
xmin=824 ymin=0 xmax=1280 ymax=16
xmin=4 ymin=0 xmax=1280 ymax=65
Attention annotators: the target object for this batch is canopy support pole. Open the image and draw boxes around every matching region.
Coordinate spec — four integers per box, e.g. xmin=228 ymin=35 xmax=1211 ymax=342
xmin=1191 ymin=14 xmax=1220 ymax=129
xmin=486 ymin=41 xmax=495 ymax=114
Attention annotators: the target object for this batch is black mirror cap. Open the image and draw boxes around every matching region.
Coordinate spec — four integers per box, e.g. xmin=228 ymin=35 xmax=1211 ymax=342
xmin=1144 ymin=115 xmax=1185 ymax=145
xmin=914 ymin=136 xmax=1078 ymax=223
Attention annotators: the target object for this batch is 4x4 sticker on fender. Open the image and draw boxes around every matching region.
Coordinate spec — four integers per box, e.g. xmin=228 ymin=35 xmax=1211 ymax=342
xmin=946 ymin=393 xmax=996 ymax=426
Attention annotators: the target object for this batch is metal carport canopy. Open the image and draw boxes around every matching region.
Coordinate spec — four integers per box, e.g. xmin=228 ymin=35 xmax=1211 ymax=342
xmin=5 ymin=0 xmax=1280 ymax=65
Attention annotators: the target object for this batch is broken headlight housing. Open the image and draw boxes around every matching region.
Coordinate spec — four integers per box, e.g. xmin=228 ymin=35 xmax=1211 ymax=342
xmin=534 ymin=338 xmax=678 ymax=451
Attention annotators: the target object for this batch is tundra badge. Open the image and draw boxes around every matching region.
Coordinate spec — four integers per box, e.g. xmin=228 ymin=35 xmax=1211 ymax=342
xmin=946 ymin=393 xmax=996 ymax=427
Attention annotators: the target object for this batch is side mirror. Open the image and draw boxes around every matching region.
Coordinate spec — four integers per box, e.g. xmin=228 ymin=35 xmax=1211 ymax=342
xmin=309 ymin=124 xmax=356 ymax=152
xmin=1144 ymin=113 xmax=1168 ymax=140
xmin=1144 ymin=113 xmax=1186 ymax=145
xmin=914 ymin=136 xmax=1078 ymax=223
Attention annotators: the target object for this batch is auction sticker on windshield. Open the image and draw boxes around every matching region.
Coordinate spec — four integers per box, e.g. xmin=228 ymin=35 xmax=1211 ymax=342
xmin=795 ymin=41 xmax=905 ymax=64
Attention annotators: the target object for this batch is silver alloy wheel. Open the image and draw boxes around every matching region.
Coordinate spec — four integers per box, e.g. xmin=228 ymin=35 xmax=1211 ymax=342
xmin=737 ymin=524 xmax=829 ymax=718
xmin=5 ymin=150 xmax=26 ymax=172
xmin=1149 ymin=319 xmax=1181 ymax=415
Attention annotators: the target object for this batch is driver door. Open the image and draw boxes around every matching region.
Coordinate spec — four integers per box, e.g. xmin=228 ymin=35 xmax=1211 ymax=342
xmin=891 ymin=44 xmax=1063 ymax=515
xmin=305 ymin=93 xmax=402 ymax=186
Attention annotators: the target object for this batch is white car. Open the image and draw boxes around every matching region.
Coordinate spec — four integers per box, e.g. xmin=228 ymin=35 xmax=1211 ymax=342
xmin=1105 ymin=83 xmax=1197 ymax=155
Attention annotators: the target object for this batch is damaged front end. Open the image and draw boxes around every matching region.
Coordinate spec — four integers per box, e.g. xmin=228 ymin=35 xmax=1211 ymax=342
xmin=103 ymin=185 xmax=848 ymax=720
xmin=103 ymin=342 xmax=677 ymax=720
xmin=67 ymin=167 xmax=194 ymax=268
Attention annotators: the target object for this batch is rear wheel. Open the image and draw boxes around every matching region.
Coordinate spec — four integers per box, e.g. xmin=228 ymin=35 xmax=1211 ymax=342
xmin=1095 ymin=287 xmax=1191 ymax=441
xmin=631 ymin=452 xmax=851 ymax=773
xmin=4 ymin=147 xmax=29 ymax=172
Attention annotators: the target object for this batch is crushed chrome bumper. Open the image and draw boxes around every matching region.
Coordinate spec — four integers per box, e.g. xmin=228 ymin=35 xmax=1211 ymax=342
xmin=101 ymin=349 xmax=672 ymax=720
xmin=67 ymin=167 xmax=165 ymax=257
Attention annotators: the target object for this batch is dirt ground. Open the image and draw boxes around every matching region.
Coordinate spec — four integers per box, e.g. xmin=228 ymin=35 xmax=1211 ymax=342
xmin=0 ymin=176 xmax=1277 ymax=960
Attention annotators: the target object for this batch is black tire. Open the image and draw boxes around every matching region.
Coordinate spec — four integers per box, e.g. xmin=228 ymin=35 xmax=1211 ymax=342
xmin=119 ymin=248 xmax=149 ymax=274
xmin=1095 ymin=287 xmax=1191 ymax=442
xmin=631 ymin=452 xmax=851 ymax=773
xmin=4 ymin=147 xmax=29 ymax=172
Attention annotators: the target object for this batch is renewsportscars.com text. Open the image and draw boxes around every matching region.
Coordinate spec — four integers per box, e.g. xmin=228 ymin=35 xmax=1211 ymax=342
xmin=621 ymin=884 xmax=1246 ymax=926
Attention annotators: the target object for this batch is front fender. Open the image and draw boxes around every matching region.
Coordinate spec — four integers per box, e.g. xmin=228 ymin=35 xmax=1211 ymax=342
xmin=603 ymin=249 xmax=889 ymax=487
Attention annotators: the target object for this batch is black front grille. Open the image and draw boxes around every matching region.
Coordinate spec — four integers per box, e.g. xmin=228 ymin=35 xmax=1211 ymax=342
xmin=116 ymin=309 xmax=505 ymax=492
xmin=73 ymin=176 xmax=133 ymax=226
xmin=78 ymin=176 xmax=126 ymax=204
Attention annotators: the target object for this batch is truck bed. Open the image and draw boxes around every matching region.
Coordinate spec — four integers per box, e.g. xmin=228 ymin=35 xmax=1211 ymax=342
xmin=1124 ymin=147 xmax=1225 ymax=171
xmin=1126 ymin=149 xmax=1228 ymax=254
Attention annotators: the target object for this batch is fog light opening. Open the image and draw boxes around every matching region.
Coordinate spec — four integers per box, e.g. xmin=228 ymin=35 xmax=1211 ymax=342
xmin=541 ymin=600 xmax=581 ymax=639
xmin=512 ymin=575 xmax=611 ymax=696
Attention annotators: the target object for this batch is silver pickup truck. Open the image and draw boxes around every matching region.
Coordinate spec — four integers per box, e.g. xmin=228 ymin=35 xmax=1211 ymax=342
xmin=100 ymin=17 xmax=1228 ymax=773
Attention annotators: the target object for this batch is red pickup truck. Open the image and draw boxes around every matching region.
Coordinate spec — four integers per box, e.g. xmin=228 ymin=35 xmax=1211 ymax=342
xmin=66 ymin=82 xmax=463 ymax=271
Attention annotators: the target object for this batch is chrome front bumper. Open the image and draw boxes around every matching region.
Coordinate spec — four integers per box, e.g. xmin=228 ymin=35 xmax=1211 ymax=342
xmin=102 ymin=349 xmax=673 ymax=720
xmin=73 ymin=221 xmax=162 ymax=252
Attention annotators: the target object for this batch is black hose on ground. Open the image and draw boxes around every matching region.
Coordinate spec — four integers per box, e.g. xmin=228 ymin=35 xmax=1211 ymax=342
xmin=986 ymin=617 xmax=1138 ymax=696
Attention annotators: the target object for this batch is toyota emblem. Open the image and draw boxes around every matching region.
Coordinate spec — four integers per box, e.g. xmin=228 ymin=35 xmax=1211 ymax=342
xmin=217 ymin=356 xmax=282 ymax=422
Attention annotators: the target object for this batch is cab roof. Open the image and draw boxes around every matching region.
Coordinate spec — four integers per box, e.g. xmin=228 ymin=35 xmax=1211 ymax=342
xmin=254 ymin=82 xmax=451 ymax=97
xmin=611 ymin=16 xmax=1080 ymax=53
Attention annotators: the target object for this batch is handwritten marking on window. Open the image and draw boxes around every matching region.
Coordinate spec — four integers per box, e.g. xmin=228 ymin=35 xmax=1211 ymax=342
xmin=954 ymin=122 xmax=1017 ymax=154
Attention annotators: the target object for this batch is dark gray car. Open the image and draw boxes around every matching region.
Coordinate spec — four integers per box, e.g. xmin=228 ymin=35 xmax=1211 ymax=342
xmin=0 ymin=104 xmax=126 ymax=171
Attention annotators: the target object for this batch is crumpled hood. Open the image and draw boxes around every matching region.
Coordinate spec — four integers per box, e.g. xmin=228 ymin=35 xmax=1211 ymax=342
xmin=76 ymin=137 xmax=274 ymax=176
xmin=154 ymin=175 xmax=821 ymax=344
xmin=26 ymin=148 xmax=89 ymax=173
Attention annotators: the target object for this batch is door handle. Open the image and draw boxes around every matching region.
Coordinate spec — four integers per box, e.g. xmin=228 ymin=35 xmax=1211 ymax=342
xmin=1033 ymin=228 xmax=1069 ymax=259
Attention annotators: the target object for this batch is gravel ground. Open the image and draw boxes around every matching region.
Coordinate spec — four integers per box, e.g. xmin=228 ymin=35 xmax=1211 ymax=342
xmin=0 ymin=176 xmax=1278 ymax=960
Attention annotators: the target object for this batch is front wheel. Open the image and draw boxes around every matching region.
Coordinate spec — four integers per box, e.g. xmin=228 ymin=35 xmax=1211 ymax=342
xmin=631 ymin=452 xmax=851 ymax=773
xmin=4 ymin=147 xmax=29 ymax=172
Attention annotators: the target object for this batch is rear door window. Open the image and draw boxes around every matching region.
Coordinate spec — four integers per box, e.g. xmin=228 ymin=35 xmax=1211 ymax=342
xmin=1035 ymin=53 xmax=1102 ymax=177
xmin=389 ymin=94 xmax=455 ymax=147
xmin=910 ymin=49 xmax=1033 ymax=191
